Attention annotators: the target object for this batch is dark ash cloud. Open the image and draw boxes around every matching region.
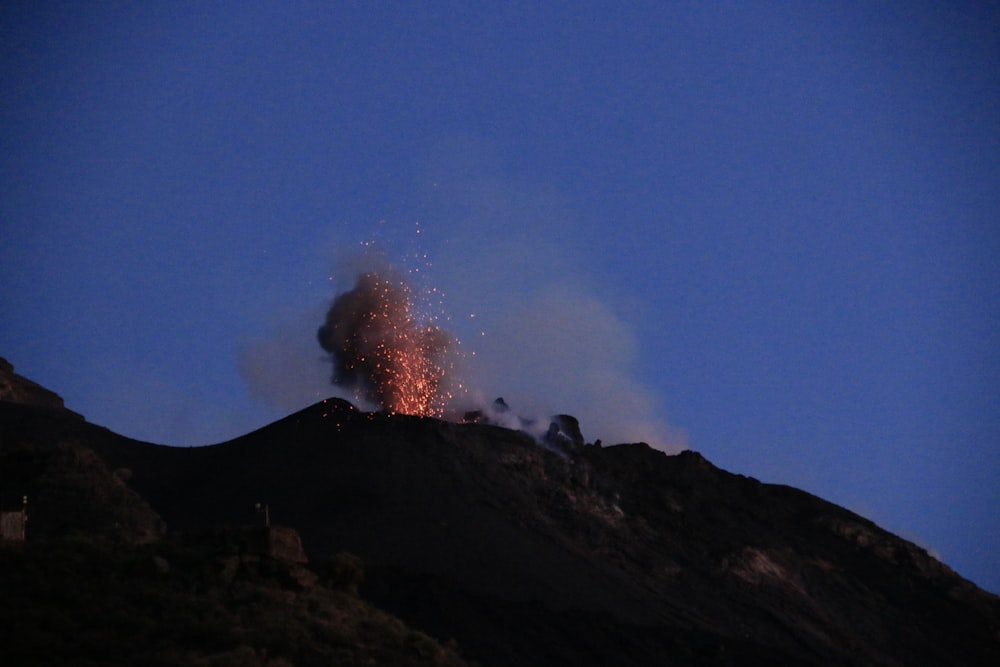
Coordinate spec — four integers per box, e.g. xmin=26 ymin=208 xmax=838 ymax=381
xmin=317 ymin=271 xmax=453 ymax=417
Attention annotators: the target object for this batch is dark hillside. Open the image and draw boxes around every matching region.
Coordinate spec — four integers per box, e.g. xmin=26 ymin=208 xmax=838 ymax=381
xmin=0 ymin=401 xmax=474 ymax=666
xmin=3 ymin=394 xmax=999 ymax=666
xmin=83 ymin=398 xmax=1000 ymax=666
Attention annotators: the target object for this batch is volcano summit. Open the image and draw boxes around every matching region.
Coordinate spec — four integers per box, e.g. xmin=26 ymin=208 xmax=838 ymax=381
xmin=0 ymin=363 xmax=998 ymax=666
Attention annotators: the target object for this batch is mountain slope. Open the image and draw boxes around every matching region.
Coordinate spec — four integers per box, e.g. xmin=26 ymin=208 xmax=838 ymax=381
xmin=0 ymin=401 xmax=472 ymax=666
xmin=2 ymin=394 xmax=999 ymax=666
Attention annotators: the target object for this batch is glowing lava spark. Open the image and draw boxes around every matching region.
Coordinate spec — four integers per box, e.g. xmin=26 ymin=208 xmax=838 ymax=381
xmin=317 ymin=271 xmax=454 ymax=417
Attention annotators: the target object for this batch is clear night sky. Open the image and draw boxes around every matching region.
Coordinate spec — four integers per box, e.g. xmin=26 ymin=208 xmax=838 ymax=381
xmin=2 ymin=3 xmax=998 ymax=593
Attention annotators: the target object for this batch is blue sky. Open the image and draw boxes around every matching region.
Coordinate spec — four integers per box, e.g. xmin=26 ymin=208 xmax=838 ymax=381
xmin=2 ymin=2 xmax=998 ymax=592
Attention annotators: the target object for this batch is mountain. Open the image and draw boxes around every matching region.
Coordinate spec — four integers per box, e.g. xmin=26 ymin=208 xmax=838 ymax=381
xmin=1 ymin=364 xmax=998 ymax=666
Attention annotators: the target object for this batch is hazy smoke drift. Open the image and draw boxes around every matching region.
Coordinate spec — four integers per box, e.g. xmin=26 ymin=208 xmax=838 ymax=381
xmin=317 ymin=272 xmax=453 ymax=417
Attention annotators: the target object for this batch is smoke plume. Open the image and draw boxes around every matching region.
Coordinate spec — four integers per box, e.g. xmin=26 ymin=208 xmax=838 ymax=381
xmin=317 ymin=271 xmax=454 ymax=417
xmin=243 ymin=141 xmax=686 ymax=452
xmin=450 ymin=283 xmax=686 ymax=451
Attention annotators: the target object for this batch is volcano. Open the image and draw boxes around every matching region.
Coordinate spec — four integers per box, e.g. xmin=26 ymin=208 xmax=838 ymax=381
xmin=1 ymin=363 xmax=998 ymax=666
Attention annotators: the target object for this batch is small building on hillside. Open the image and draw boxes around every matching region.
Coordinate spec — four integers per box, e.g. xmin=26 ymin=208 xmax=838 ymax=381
xmin=0 ymin=499 xmax=27 ymax=542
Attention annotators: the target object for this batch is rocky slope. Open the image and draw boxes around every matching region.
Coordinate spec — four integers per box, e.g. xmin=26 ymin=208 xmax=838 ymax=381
xmin=2 ymin=388 xmax=999 ymax=666
xmin=0 ymin=357 xmax=80 ymax=415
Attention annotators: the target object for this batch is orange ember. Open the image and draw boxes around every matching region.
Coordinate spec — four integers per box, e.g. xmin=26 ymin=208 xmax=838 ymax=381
xmin=318 ymin=272 xmax=453 ymax=417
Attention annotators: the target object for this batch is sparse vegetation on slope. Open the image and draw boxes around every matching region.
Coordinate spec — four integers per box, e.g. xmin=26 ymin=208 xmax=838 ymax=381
xmin=0 ymin=532 xmax=471 ymax=667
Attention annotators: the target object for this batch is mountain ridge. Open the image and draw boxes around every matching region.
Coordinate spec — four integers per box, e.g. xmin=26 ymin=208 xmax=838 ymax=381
xmin=2 ymin=373 xmax=998 ymax=665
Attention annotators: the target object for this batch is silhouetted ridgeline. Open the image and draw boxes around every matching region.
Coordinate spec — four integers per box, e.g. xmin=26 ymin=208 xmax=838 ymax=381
xmin=1 ymin=372 xmax=998 ymax=666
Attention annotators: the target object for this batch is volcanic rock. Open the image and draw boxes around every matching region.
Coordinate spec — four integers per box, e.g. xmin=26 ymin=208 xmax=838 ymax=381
xmin=0 ymin=357 xmax=81 ymax=416
xmin=1 ymin=375 xmax=998 ymax=666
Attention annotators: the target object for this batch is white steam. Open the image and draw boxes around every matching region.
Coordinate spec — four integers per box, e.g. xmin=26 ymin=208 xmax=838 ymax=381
xmin=450 ymin=283 xmax=686 ymax=451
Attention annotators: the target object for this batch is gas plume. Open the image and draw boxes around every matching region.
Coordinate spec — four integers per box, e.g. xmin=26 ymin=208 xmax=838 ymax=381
xmin=317 ymin=271 xmax=453 ymax=417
